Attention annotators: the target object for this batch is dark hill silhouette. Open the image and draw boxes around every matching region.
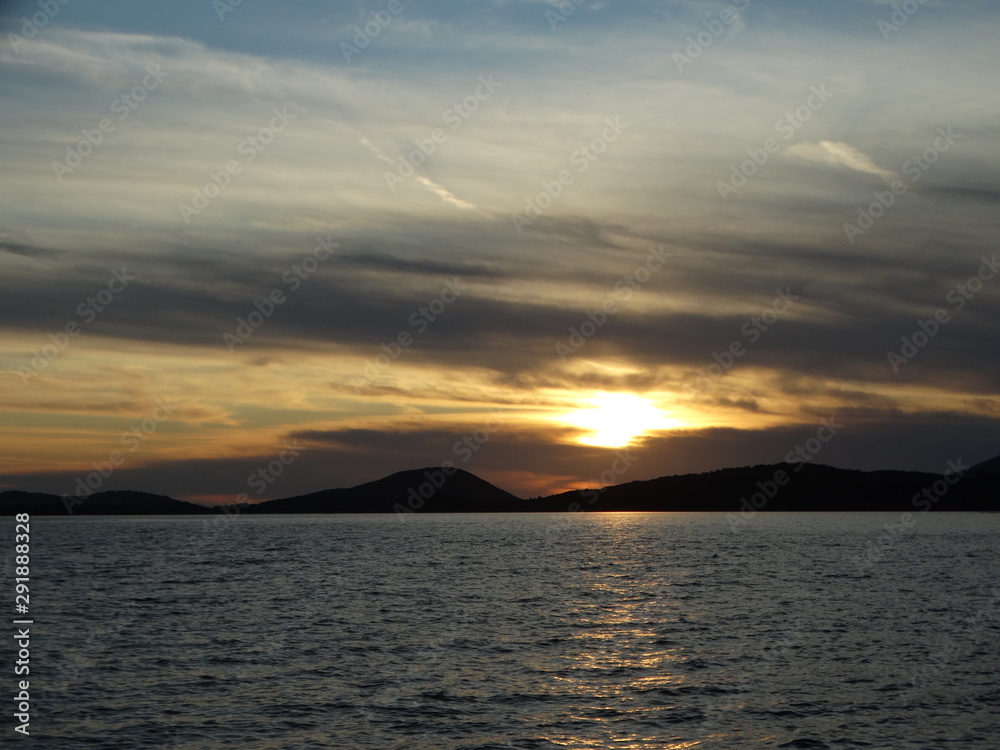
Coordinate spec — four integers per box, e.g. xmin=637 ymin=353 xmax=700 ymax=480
xmin=540 ymin=463 xmax=997 ymax=512
xmin=252 ymin=461 xmax=1000 ymax=513
xmin=3 ymin=457 xmax=999 ymax=515
xmin=968 ymin=454 xmax=1000 ymax=479
xmin=246 ymin=467 xmax=526 ymax=514
xmin=0 ymin=489 xmax=213 ymax=516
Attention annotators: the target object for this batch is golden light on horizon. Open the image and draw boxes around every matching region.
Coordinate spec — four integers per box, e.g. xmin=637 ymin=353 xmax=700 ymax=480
xmin=561 ymin=392 xmax=685 ymax=448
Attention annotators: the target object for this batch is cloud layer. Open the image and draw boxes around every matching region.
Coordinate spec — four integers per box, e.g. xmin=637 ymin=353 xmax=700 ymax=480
xmin=1 ymin=1 xmax=998 ymax=497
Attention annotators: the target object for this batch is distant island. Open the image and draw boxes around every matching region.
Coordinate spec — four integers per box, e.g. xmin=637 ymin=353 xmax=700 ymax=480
xmin=3 ymin=455 xmax=999 ymax=515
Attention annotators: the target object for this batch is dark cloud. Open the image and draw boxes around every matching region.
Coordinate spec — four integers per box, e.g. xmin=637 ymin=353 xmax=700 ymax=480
xmin=337 ymin=252 xmax=507 ymax=280
xmin=924 ymin=187 xmax=1000 ymax=205
xmin=2 ymin=222 xmax=997 ymax=397
xmin=0 ymin=241 xmax=55 ymax=258
xmin=509 ymin=214 xmax=627 ymax=249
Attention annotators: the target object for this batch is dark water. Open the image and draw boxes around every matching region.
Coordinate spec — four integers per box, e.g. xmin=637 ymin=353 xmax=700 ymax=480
xmin=17 ymin=512 xmax=1000 ymax=748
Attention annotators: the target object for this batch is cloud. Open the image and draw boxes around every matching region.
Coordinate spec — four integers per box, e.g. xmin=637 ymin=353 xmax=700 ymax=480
xmin=359 ymin=136 xmax=476 ymax=208
xmin=784 ymin=141 xmax=898 ymax=182
xmin=0 ymin=240 xmax=53 ymax=258
xmin=2 ymin=218 xmax=998 ymax=406
xmin=415 ymin=176 xmax=476 ymax=209
xmin=2 ymin=4 xmax=1000 ymax=491
xmin=359 ymin=137 xmax=394 ymax=165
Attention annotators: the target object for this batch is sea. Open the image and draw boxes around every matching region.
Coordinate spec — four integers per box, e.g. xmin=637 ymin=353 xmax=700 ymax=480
xmin=20 ymin=512 xmax=1000 ymax=749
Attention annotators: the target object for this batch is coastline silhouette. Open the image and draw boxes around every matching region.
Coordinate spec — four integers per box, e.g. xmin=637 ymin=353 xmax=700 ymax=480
xmin=3 ymin=456 xmax=998 ymax=515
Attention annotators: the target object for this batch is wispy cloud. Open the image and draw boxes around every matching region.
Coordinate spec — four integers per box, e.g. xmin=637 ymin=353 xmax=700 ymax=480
xmin=359 ymin=137 xmax=394 ymax=165
xmin=784 ymin=141 xmax=898 ymax=182
xmin=415 ymin=176 xmax=476 ymax=209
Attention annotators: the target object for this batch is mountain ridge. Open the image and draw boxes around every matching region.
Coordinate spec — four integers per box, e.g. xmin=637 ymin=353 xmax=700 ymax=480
xmin=0 ymin=489 xmax=214 ymax=516
xmin=2 ymin=456 xmax=998 ymax=515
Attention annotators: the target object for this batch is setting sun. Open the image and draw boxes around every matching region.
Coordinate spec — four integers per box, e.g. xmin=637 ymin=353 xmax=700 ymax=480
xmin=562 ymin=393 xmax=684 ymax=448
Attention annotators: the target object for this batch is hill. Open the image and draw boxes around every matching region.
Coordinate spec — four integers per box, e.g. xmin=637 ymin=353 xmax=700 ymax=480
xmin=539 ymin=462 xmax=999 ymax=513
xmin=0 ymin=490 xmax=213 ymax=516
xmin=968 ymin=454 xmax=1000 ymax=479
xmin=248 ymin=460 xmax=1000 ymax=514
xmin=245 ymin=467 xmax=527 ymax=513
xmin=3 ymin=457 xmax=998 ymax=515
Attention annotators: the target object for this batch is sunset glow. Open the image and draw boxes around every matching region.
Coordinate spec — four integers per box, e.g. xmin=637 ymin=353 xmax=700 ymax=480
xmin=0 ymin=0 xmax=997 ymax=501
xmin=562 ymin=393 xmax=685 ymax=448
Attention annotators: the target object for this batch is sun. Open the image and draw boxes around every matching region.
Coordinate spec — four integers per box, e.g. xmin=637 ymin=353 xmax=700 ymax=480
xmin=561 ymin=393 xmax=683 ymax=448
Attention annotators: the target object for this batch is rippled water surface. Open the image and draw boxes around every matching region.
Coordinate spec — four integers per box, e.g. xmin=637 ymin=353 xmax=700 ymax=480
xmin=26 ymin=512 xmax=1000 ymax=748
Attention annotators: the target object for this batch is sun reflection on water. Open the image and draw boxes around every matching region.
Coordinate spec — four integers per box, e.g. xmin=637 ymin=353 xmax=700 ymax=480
xmin=525 ymin=514 xmax=745 ymax=749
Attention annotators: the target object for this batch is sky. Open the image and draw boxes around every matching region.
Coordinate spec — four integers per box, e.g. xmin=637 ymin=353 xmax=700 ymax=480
xmin=1 ymin=0 xmax=998 ymax=504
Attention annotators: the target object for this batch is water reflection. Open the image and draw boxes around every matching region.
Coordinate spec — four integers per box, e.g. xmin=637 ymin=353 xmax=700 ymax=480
xmin=536 ymin=513 xmax=743 ymax=748
xmin=33 ymin=513 xmax=1000 ymax=749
